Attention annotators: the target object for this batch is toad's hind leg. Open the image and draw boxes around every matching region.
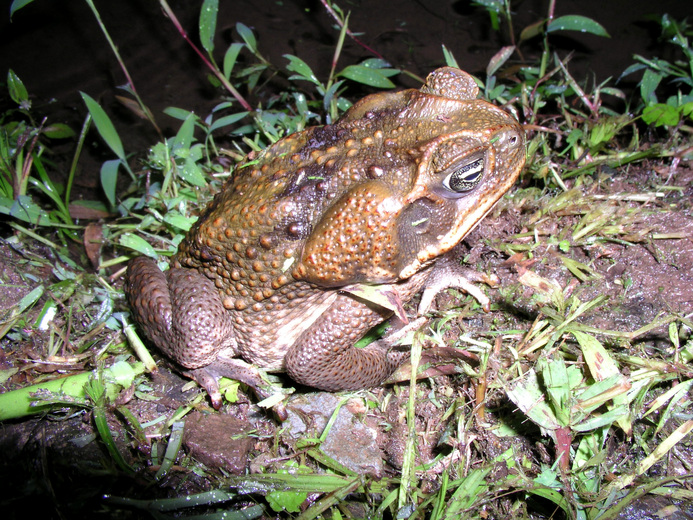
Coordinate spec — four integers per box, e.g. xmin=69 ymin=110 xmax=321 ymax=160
xmin=284 ymin=294 xmax=408 ymax=391
xmin=125 ymin=256 xmax=237 ymax=369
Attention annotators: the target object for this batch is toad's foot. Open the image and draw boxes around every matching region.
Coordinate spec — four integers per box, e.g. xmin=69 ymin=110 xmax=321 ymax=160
xmin=187 ymin=357 xmax=288 ymax=420
xmin=418 ymin=256 xmax=499 ymax=314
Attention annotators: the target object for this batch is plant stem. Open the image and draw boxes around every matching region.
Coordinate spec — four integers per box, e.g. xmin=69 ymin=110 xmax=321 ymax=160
xmin=83 ymin=0 xmax=163 ymax=139
xmin=158 ymin=0 xmax=253 ymax=112
xmin=319 ymin=0 xmax=385 ymax=60
xmin=65 ymin=114 xmax=91 ymax=211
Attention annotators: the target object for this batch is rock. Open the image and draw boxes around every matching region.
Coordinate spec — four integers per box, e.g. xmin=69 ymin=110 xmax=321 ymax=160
xmin=183 ymin=412 xmax=254 ymax=474
xmin=285 ymin=393 xmax=383 ymax=477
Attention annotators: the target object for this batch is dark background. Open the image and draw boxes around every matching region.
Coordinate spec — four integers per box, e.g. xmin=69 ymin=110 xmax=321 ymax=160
xmin=1 ymin=0 xmax=690 ymax=187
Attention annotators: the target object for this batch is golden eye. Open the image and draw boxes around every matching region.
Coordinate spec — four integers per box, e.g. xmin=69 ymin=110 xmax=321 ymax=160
xmin=442 ymin=157 xmax=484 ymax=193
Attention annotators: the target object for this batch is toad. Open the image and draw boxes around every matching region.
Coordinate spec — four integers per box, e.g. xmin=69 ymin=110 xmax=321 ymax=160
xmin=125 ymin=67 xmax=525 ymax=407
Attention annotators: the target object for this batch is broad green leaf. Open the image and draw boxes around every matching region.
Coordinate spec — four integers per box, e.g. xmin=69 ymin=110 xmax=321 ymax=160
xmin=223 ymin=42 xmax=244 ymax=79
xmin=681 ymin=101 xmax=693 ymax=118
xmin=7 ymin=69 xmax=29 ymax=106
xmin=547 ymin=15 xmax=610 ymax=37
xmin=80 ymin=92 xmax=126 ymax=161
xmin=164 ymin=107 xmax=194 ymax=121
xmin=172 ymin=113 xmax=196 ymax=153
xmin=642 ymin=104 xmax=680 ymax=127
xmin=209 ymin=112 xmax=249 ymax=133
xmin=507 ymin=369 xmax=561 ymax=432
xmin=266 ymin=489 xmax=306 ymax=513
xmin=640 ymin=68 xmax=662 ymax=103
xmin=5 ymin=195 xmax=51 ymax=225
xmin=162 ymin=211 xmax=195 ymax=232
xmin=539 ymin=358 xmax=581 ymax=426
xmin=9 ymin=0 xmax=35 ymax=18
xmin=180 ymin=157 xmax=207 ymax=187
xmin=119 ymin=233 xmax=157 ymax=258
xmin=42 ymin=123 xmax=76 ymax=139
xmin=199 ymin=0 xmax=218 ymax=53
xmin=236 ymin=22 xmax=257 ymax=53
xmin=339 ymin=65 xmax=396 ymax=89
xmin=100 ymin=159 xmax=120 ymax=208
xmin=573 ymin=331 xmax=619 ymax=380
xmin=284 ymin=54 xmax=320 ymax=86
xmin=359 ymin=58 xmax=396 ymax=72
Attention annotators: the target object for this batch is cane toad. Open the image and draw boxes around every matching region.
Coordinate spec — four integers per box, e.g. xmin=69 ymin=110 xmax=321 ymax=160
xmin=125 ymin=67 xmax=525 ymax=407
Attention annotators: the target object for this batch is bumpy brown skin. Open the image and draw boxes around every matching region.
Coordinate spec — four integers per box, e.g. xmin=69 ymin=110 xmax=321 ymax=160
xmin=125 ymin=67 xmax=526 ymax=401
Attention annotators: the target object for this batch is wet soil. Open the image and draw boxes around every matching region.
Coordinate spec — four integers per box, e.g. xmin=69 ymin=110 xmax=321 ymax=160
xmin=1 ymin=161 xmax=691 ymax=519
xmin=1 ymin=1 xmax=693 ymax=519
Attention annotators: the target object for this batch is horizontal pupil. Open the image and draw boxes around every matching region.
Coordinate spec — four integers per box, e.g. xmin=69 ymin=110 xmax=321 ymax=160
xmin=460 ymin=158 xmax=483 ymax=175
xmin=447 ymin=157 xmax=482 ymax=192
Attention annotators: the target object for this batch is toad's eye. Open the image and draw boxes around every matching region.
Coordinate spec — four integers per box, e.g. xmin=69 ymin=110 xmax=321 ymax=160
xmin=442 ymin=157 xmax=484 ymax=193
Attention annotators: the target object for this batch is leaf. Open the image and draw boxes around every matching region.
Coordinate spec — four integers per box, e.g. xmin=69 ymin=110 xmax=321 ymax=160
xmin=68 ymin=200 xmax=112 ymax=219
xmin=209 ymin=111 xmax=249 ymax=133
xmin=7 ymin=69 xmax=29 ymax=106
xmin=507 ymin=370 xmax=562 ymax=434
xmin=6 ymin=195 xmax=52 ymax=225
xmin=100 ymin=159 xmax=120 ymax=208
xmin=487 ymin=46 xmax=515 ymax=77
xmin=17 ymin=285 xmax=44 ymax=314
xmin=640 ymin=69 xmax=662 ymax=103
xmin=284 ymin=54 xmax=320 ymax=86
xmin=642 ymin=104 xmax=680 ymax=127
xmin=80 ymin=92 xmax=126 ymax=161
xmin=341 ymin=283 xmax=407 ymax=323
xmin=519 ymin=19 xmax=546 ymax=42
xmin=266 ymin=489 xmax=307 ymax=513
xmin=236 ymin=22 xmax=257 ymax=53
xmin=441 ymin=44 xmax=460 ymax=68
xmin=164 ymin=107 xmax=194 ymax=121
xmin=572 ymin=404 xmax=629 ymax=432
xmin=162 ymin=211 xmax=195 ymax=233
xmin=9 ymin=0 xmax=35 ymax=18
xmin=223 ymin=42 xmax=244 ymax=79
xmin=681 ymin=101 xmax=693 ymax=118
xmin=619 ymin=62 xmax=646 ymax=81
xmin=547 ymin=15 xmax=610 ymax=37
xmin=574 ymin=331 xmax=619 ymax=380
xmin=174 ymin=113 xmax=196 ymax=151
xmin=199 ymin=0 xmax=218 ymax=53
xmin=42 ymin=123 xmax=76 ymax=139
xmin=179 ymin=156 xmax=207 ymax=187
xmin=360 ymin=58 xmax=394 ymax=70
xmin=339 ymin=65 xmax=396 ymax=89
xmin=119 ymin=234 xmax=158 ymax=258
xmin=84 ymin=222 xmax=104 ymax=269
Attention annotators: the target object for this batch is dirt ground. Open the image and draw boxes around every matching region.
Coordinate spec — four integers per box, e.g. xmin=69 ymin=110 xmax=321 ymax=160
xmin=1 ymin=1 xmax=693 ymax=519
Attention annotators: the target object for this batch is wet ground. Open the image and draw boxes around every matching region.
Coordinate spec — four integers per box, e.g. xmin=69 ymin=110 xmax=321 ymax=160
xmin=1 ymin=160 xmax=691 ymax=518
